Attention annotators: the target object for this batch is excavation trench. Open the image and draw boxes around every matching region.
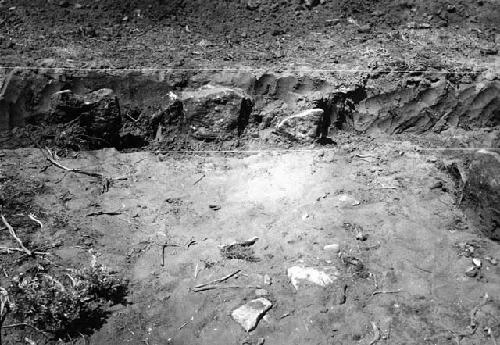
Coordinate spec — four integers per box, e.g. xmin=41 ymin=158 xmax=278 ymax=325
xmin=0 ymin=68 xmax=499 ymax=240
xmin=1 ymin=68 xmax=500 ymax=344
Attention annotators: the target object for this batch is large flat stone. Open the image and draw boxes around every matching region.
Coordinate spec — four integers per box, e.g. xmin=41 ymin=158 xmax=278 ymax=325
xmin=231 ymin=298 xmax=272 ymax=332
xmin=275 ymin=108 xmax=324 ymax=142
xmin=181 ymin=85 xmax=253 ymax=140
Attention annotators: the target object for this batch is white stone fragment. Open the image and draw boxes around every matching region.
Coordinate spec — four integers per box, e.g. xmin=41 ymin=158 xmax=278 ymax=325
xmin=231 ymin=298 xmax=272 ymax=331
xmin=287 ymin=266 xmax=338 ymax=290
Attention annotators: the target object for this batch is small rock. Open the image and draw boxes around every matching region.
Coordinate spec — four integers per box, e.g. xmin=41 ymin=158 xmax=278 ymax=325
xmin=480 ymin=47 xmax=498 ymax=56
xmin=246 ymin=0 xmax=260 ymax=10
xmin=232 ymin=298 xmax=272 ymax=331
xmin=472 ymin=258 xmax=482 ymax=267
xmin=40 ymin=58 xmax=56 ymax=67
xmin=325 ymin=18 xmax=341 ymax=26
xmin=209 ymin=204 xmax=221 ymax=211
xmin=465 ymin=266 xmax=479 ymax=277
xmin=358 ymin=24 xmax=372 ymax=34
xmin=304 ymin=0 xmax=320 ymax=8
xmin=355 ymin=233 xmax=368 ymax=241
xmin=74 ymin=3 xmax=82 ymax=9
xmin=337 ymin=194 xmax=359 ymax=206
xmin=263 ymin=274 xmax=272 ymax=285
xmin=430 ymin=181 xmax=443 ymax=190
xmin=446 ymin=4 xmax=456 ymax=13
xmin=255 ymin=289 xmax=269 ymax=297
xmin=276 ymin=108 xmax=324 ymax=143
xmin=484 ymin=256 xmax=497 ymax=266
xmin=323 ymin=244 xmax=340 ymax=253
xmin=58 ymin=0 xmax=70 ymax=7
xmin=287 ymin=266 xmax=338 ymax=290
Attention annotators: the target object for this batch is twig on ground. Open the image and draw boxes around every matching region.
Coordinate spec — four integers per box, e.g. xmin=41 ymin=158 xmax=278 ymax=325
xmin=2 ymin=323 xmax=50 ymax=337
xmin=126 ymin=113 xmax=140 ymax=123
xmin=0 ymin=216 xmax=49 ymax=257
xmin=28 ymin=214 xmax=43 ymax=229
xmin=1 ymin=287 xmax=11 ymax=344
xmin=376 ymin=186 xmax=398 ymax=189
xmin=193 ymin=174 xmax=205 ymax=185
xmin=194 ymin=263 xmax=199 ymax=278
xmin=413 ymin=264 xmax=432 ymax=274
xmin=42 ymin=274 xmax=66 ymax=292
xmin=355 ymin=154 xmax=375 ymax=159
xmin=42 ymin=148 xmax=104 ymax=178
xmin=191 ymin=284 xmax=259 ymax=292
xmin=372 ymin=289 xmax=404 ymax=296
xmin=280 ymin=310 xmax=295 ymax=319
xmin=161 ymin=244 xmax=180 ymax=267
xmin=469 ymin=293 xmax=489 ymax=334
xmin=369 ymin=322 xmax=381 ymax=345
xmin=178 ymin=322 xmax=188 ymax=330
xmin=2 ymin=215 xmax=31 ymax=255
xmin=185 ymin=239 xmax=197 ymax=248
xmin=0 ymin=247 xmax=30 ymax=254
xmin=191 ymin=270 xmax=241 ymax=291
xmin=64 ymin=273 xmax=77 ymax=287
xmin=359 ymin=242 xmax=381 ymax=251
xmin=41 ymin=148 xmax=112 ymax=192
xmin=485 ymin=328 xmax=498 ymax=345
xmin=86 ymin=211 xmax=123 ymax=217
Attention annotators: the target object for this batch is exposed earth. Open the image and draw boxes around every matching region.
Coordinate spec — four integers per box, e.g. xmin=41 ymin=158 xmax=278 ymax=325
xmin=0 ymin=1 xmax=500 ymax=345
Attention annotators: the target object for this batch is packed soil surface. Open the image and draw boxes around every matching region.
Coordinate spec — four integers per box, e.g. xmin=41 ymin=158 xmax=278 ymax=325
xmin=0 ymin=0 xmax=498 ymax=71
xmin=1 ymin=138 xmax=500 ymax=345
xmin=0 ymin=1 xmax=500 ymax=345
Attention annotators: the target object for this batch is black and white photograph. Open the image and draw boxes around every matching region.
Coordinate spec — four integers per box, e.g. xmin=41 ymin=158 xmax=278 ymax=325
xmin=0 ymin=0 xmax=499 ymax=344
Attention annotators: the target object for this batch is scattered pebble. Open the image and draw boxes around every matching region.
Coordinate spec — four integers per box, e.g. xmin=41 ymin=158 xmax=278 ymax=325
xmin=357 ymin=23 xmax=372 ymax=34
xmin=323 ymin=244 xmax=340 ymax=253
xmin=465 ymin=266 xmax=479 ymax=277
xmin=263 ymin=274 xmax=272 ymax=285
xmin=485 ymin=256 xmax=498 ymax=266
xmin=430 ymin=181 xmax=444 ymax=190
xmin=355 ymin=233 xmax=368 ymax=241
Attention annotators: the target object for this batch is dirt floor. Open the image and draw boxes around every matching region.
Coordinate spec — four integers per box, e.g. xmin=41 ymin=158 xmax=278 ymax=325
xmin=1 ymin=137 xmax=500 ymax=345
xmin=0 ymin=1 xmax=500 ymax=345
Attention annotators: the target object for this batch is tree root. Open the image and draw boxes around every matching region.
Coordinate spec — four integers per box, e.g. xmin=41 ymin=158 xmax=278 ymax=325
xmin=369 ymin=322 xmax=381 ymax=345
